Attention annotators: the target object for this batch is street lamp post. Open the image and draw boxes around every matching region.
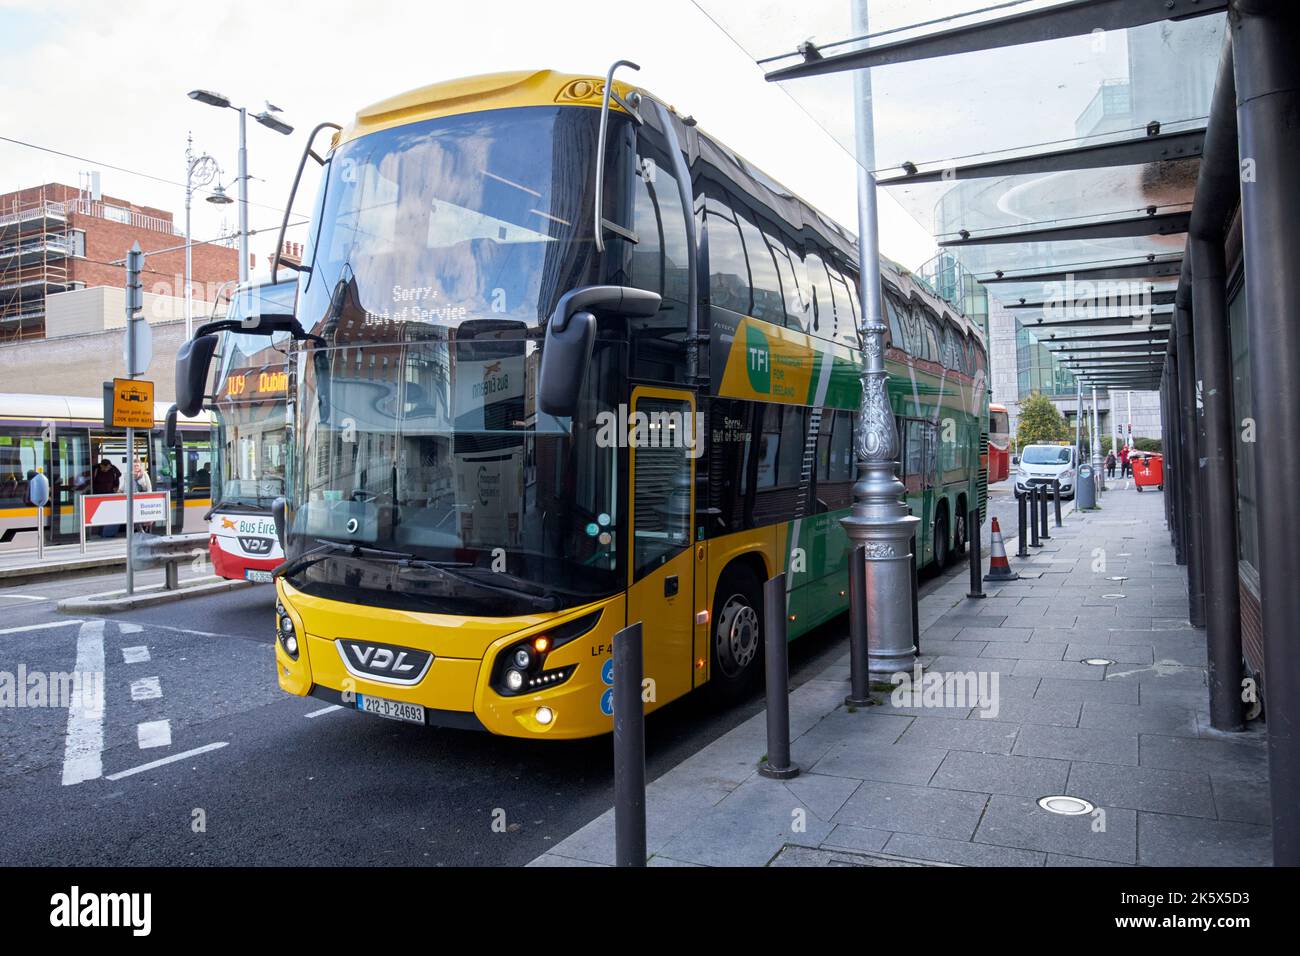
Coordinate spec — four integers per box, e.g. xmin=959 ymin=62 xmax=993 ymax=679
xmin=183 ymin=133 xmax=220 ymax=339
xmin=188 ymin=90 xmax=293 ymax=283
xmin=840 ymin=0 xmax=920 ymax=680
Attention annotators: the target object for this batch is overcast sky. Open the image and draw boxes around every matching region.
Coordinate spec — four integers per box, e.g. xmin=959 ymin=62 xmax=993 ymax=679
xmin=0 ymin=0 xmax=942 ymax=276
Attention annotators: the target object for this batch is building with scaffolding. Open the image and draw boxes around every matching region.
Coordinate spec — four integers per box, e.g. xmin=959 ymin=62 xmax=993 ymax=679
xmin=0 ymin=181 xmax=239 ymax=342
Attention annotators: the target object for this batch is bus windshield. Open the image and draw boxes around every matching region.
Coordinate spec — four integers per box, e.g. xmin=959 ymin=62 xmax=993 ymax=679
xmin=287 ymin=333 xmax=625 ymax=616
xmin=1022 ymin=445 xmax=1072 ymax=464
xmin=296 ymin=105 xmax=614 ymax=341
xmin=210 ymin=280 xmax=296 ymax=510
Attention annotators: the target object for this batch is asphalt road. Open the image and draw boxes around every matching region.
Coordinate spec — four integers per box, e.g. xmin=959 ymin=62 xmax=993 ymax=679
xmin=0 ymin=487 xmax=1019 ymax=867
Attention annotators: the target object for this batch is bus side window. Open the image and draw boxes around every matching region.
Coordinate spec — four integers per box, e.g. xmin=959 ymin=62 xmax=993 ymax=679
xmin=885 ymin=295 xmax=907 ymax=353
xmin=628 ymin=137 xmax=691 ymax=383
xmin=736 ymin=212 xmax=782 ymax=326
xmin=804 ymin=248 xmax=831 ymax=337
xmin=704 ymin=194 xmax=751 ymax=316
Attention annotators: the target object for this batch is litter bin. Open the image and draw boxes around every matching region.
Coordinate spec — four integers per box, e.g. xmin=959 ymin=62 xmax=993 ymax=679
xmin=1076 ymin=463 xmax=1096 ymax=509
xmin=1133 ymin=452 xmax=1164 ymax=491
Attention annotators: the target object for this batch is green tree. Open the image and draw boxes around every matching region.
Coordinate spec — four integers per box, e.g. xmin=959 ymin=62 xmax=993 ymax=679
xmin=1016 ymin=392 xmax=1070 ymax=447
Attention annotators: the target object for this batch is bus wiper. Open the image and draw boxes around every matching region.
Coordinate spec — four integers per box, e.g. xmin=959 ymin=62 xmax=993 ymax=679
xmin=272 ymin=539 xmax=357 ymax=579
xmin=398 ymin=559 xmax=562 ymax=612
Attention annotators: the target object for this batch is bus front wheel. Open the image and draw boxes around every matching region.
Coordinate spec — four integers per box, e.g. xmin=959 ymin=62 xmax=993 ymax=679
xmin=709 ymin=565 xmax=764 ymax=704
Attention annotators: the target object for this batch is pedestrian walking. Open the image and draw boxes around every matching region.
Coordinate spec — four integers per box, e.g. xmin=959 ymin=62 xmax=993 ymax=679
xmin=1119 ymin=444 xmax=1131 ymax=479
xmin=1105 ymin=450 xmax=1117 ymax=478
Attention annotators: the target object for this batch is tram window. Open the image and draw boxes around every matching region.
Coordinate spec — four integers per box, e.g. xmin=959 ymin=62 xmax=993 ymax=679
xmin=736 ymin=213 xmax=783 ymax=326
xmin=804 ymin=249 xmax=831 ymax=336
xmin=186 ymin=438 xmax=213 ymax=499
xmin=0 ymin=432 xmax=46 ymax=507
xmin=704 ymin=196 xmax=750 ymax=315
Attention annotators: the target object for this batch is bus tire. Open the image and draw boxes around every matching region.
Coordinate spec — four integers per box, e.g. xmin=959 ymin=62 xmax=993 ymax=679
xmin=708 ymin=564 xmax=764 ymax=704
xmin=952 ymin=501 xmax=968 ymax=556
xmin=933 ymin=505 xmax=951 ymax=568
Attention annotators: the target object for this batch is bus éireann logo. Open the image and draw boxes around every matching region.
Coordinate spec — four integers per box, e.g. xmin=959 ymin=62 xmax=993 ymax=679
xmin=745 ymin=323 xmax=770 ymax=395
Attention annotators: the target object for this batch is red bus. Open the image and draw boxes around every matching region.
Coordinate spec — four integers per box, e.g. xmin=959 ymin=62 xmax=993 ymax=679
xmin=206 ymin=277 xmax=296 ymax=582
xmin=988 ymin=402 xmax=1011 ymax=483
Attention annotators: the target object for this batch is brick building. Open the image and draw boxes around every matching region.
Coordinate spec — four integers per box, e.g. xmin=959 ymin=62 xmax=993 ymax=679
xmin=0 ymin=181 xmax=240 ymax=342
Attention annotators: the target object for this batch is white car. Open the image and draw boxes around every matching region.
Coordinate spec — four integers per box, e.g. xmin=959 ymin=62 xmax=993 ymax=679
xmin=1015 ymin=444 xmax=1077 ymax=499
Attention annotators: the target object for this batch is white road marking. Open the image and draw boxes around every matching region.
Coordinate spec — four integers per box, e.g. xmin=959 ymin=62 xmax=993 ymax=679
xmin=104 ymin=742 xmax=228 ymax=782
xmin=118 ymin=623 xmax=143 ymax=634
xmin=60 ymin=620 xmax=106 ymax=786
xmin=121 ymin=646 xmax=150 ymax=664
xmin=109 ymin=621 xmax=239 ymax=640
xmin=130 ymin=676 xmax=162 ymax=701
xmin=0 ymin=619 xmax=83 ymax=636
xmin=0 ymin=594 xmax=47 ymax=602
xmin=136 ymin=720 xmax=172 ymax=749
xmin=305 ymin=705 xmax=343 ymax=719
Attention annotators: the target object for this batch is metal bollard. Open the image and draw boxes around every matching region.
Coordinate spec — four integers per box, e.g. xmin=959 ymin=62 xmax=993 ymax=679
xmin=1053 ymin=479 xmax=1063 ymax=527
xmin=910 ymin=528 xmax=920 ymax=655
xmin=1039 ymin=484 xmax=1051 ymax=540
xmin=1029 ymin=486 xmax=1041 ymax=548
xmin=612 ymin=621 xmax=646 ymax=867
xmin=967 ymin=507 xmax=984 ymax=598
xmin=845 ymin=546 xmax=872 ymax=707
xmin=1016 ymin=490 xmax=1030 ymax=558
xmin=759 ymin=574 xmax=799 ymax=779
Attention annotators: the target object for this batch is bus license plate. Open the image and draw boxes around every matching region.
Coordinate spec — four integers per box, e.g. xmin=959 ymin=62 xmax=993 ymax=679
xmin=356 ymin=694 xmax=425 ymax=725
xmin=245 ymin=569 xmax=274 ymax=583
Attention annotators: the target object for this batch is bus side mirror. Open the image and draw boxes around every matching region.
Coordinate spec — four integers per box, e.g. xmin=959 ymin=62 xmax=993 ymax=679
xmin=538 ymin=311 xmax=596 ymax=418
xmin=175 ymin=334 xmax=219 ymax=417
xmin=272 ymin=496 xmax=287 ymax=549
xmin=537 ymin=285 xmax=661 ymax=418
xmin=164 ymin=405 xmax=179 ymax=447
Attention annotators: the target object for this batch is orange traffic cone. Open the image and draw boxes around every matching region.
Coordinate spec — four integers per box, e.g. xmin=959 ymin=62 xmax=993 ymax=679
xmin=983 ymin=516 xmax=1020 ymax=582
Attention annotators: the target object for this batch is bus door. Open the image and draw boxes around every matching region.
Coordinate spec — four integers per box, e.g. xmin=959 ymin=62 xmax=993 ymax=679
xmin=626 ymin=388 xmax=696 ymax=709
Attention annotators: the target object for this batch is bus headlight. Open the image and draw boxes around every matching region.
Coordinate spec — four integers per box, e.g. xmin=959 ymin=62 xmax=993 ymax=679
xmin=505 ymin=669 xmax=525 ymax=692
xmin=276 ymin=602 xmax=299 ymax=660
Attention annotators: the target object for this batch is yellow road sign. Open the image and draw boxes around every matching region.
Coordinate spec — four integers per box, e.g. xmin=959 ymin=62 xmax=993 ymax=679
xmin=111 ymin=378 xmax=155 ymax=428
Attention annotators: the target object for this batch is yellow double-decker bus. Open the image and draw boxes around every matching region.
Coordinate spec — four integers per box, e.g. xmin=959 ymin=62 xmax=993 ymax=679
xmin=175 ymin=68 xmax=987 ymax=739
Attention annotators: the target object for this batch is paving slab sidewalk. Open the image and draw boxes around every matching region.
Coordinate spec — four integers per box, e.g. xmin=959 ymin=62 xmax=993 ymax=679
xmin=531 ymin=487 xmax=1272 ymax=868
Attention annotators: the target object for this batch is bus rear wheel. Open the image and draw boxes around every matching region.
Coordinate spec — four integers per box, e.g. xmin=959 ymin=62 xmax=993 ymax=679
xmin=952 ymin=506 xmax=968 ymax=557
xmin=709 ymin=565 xmax=764 ymax=704
xmin=933 ymin=507 xmax=951 ymax=568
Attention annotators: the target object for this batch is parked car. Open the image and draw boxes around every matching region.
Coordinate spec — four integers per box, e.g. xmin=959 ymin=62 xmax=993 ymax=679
xmin=1015 ymin=443 xmax=1077 ymax=499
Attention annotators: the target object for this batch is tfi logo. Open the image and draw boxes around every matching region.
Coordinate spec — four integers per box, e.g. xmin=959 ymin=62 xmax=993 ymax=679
xmin=746 ymin=323 xmax=771 ymax=393
xmin=335 ymin=640 xmax=433 ymax=685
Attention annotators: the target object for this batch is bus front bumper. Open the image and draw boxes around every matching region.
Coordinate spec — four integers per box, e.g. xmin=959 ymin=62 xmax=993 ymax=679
xmin=274 ymin=579 xmax=626 ymax=740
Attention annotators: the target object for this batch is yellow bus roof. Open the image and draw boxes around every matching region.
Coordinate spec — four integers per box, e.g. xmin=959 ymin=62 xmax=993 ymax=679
xmin=335 ymin=69 xmax=637 ymax=148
